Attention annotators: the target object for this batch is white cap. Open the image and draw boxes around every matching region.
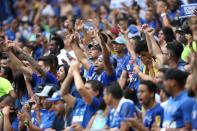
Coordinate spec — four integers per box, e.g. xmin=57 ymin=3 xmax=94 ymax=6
xmin=36 ymin=85 xmax=54 ymax=97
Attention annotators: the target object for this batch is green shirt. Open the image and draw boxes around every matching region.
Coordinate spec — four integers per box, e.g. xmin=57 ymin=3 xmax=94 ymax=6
xmin=181 ymin=41 xmax=197 ymax=62
xmin=0 ymin=77 xmax=13 ymax=97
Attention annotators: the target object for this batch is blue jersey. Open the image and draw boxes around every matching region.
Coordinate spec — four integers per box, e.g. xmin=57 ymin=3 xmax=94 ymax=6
xmin=106 ymin=98 xmax=137 ymax=129
xmin=162 ymin=91 xmax=195 ymax=128
xmin=177 ymin=59 xmax=187 ymax=71
xmin=192 ymin=100 xmax=197 ymax=129
xmin=71 ymin=97 xmax=101 ymax=128
xmin=87 ymin=66 xmax=117 ymax=86
xmin=12 ymin=116 xmax=19 ymax=131
xmin=33 ymin=46 xmax=43 ymax=60
xmin=112 ymin=54 xmax=130 ymax=79
xmin=123 ymin=57 xmax=143 ymax=90
xmin=140 ymin=18 xmax=157 ymax=29
xmin=31 ymin=109 xmax=56 ymax=129
xmin=143 ymin=103 xmax=164 ymax=128
xmin=15 ymin=92 xmax=29 ymax=109
xmin=32 ymin=72 xmax=58 ymax=92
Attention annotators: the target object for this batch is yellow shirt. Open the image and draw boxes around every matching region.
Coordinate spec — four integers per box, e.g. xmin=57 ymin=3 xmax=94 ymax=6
xmin=142 ymin=59 xmax=159 ymax=78
xmin=181 ymin=41 xmax=197 ymax=62
xmin=0 ymin=77 xmax=14 ymax=97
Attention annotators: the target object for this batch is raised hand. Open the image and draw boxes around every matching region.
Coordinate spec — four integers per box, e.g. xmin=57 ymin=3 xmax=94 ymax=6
xmin=64 ymin=20 xmax=74 ymax=33
xmin=68 ymin=33 xmax=79 ymax=45
xmin=118 ymin=24 xmax=127 ymax=35
xmin=70 ymin=60 xmax=80 ymax=72
xmin=75 ymin=19 xmax=84 ymax=31
xmin=142 ymin=24 xmax=155 ymax=36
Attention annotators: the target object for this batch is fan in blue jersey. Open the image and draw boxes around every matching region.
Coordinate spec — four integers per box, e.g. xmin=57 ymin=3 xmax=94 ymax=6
xmin=138 ymin=80 xmax=163 ymax=129
xmin=6 ymin=48 xmax=58 ymax=93
xmin=162 ymin=69 xmax=195 ymax=130
xmin=71 ymin=32 xmax=117 ymax=86
xmin=60 ymin=61 xmax=103 ymax=130
xmin=122 ymin=80 xmax=163 ymax=131
xmin=111 ymin=35 xmax=130 ymax=79
xmin=103 ymin=81 xmax=137 ymax=130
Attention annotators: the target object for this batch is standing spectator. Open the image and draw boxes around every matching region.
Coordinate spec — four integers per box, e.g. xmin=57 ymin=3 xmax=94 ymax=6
xmin=60 ymin=61 xmax=103 ymax=129
xmin=112 ymin=35 xmax=130 ymax=79
xmin=103 ymin=81 xmax=137 ymax=130
xmin=162 ymin=69 xmax=195 ymax=130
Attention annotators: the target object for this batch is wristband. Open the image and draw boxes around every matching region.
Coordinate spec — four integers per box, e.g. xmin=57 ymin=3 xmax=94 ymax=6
xmin=23 ymin=120 xmax=29 ymax=126
xmin=161 ymin=13 xmax=167 ymax=17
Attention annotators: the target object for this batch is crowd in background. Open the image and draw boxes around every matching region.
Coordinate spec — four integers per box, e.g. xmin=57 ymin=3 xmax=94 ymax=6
xmin=0 ymin=0 xmax=197 ymax=131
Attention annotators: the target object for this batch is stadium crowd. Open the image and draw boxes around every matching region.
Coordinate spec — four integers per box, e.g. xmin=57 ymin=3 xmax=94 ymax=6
xmin=0 ymin=0 xmax=197 ymax=131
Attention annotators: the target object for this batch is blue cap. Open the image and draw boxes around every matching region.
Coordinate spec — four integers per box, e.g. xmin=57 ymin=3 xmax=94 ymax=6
xmin=46 ymin=91 xmax=63 ymax=102
xmin=128 ymin=25 xmax=140 ymax=39
xmin=112 ymin=35 xmax=127 ymax=45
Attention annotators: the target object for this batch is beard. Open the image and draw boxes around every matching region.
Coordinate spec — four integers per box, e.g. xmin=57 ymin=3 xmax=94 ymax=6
xmin=188 ymin=89 xmax=195 ymax=97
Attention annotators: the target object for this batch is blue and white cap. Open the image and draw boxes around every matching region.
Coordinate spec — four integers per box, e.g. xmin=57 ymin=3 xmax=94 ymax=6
xmin=128 ymin=24 xmax=140 ymax=39
xmin=46 ymin=91 xmax=63 ymax=102
xmin=36 ymin=85 xmax=54 ymax=97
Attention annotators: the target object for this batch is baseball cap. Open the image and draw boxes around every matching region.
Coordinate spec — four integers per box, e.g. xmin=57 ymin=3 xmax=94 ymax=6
xmin=36 ymin=85 xmax=56 ymax=97
xmin=112 ymin=35 xmax=127 ymax=45
xmin=110 ymin=26 xmax=120 ymax=36
xmin=127 ymin=24 xmax=140 ymax=39
xmin=46 ymin=91 xmax=63 ymax=101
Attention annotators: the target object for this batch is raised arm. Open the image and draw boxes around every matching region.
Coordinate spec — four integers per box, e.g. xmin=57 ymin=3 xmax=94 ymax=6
xmin=71 ymin=61 xmax=93 ymax=104
xmin=148 ymin=33 xmax=165 ymax=68
xmin=7 ymin=49 xmax=33 ymax=79
xmin=5 ymin=41 xmax=47 ymax=78
xmin=24 ymin=75 xmax=34 ymax=98
xmin=70 ymin=34 xmax=91 ymax=71
xmin=142 ymin=25 xmax=153 ymax=55
xmin=97 ymin=32 xmax=114 ymax=76
xmin=60 ymin=67 xmax=76 ymax=108
xmin=119 ymin=70 xmax=128 ymax=89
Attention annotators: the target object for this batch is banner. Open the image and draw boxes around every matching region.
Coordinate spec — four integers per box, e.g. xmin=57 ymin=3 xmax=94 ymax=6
xmin=180 ymin=3 xmax=197 ymax=18
xmin=110 ymin=0 xmax=134 ymax=9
